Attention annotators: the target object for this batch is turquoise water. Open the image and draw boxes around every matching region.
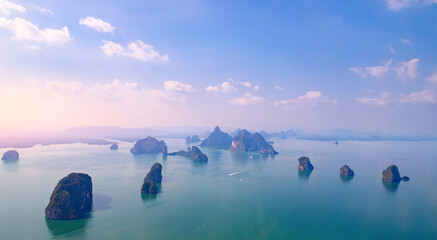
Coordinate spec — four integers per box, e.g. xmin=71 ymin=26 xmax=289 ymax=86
xmin=1 ymin=139 xmax=437 ymax=239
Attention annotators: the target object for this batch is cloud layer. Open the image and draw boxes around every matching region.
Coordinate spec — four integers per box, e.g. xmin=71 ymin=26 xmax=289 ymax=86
xmin=101 ymin=40 xmax=169 ymax=62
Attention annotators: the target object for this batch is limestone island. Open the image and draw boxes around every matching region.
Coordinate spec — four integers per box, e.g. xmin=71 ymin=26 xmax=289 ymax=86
xmin=298 ymin=156 xmax=314 ymax=170
xmin=185 ymin=135 xmax=201 ymax=144
xmin=229 ymin=129 xmax=278 ymax=155
xmin=45 ymin=173 xmax=93 ymax=220
xmin=141 ymin=163 xmax=162 ymax=194
xmin=2 ymin=150 xmax=19 ymax=161
xmin=199 ymin=126 xmax=232 ymax=149
xmin=110 ymin=143 xmax=118 ymax=150
xmin=168 ymin=146 xmax=208 ymax=162
xmin=340 ymin=165 xmax=354 ymax=177
xmin=382 ymin=165 xmax=409 ymax=182
xmin=130 ymin=137 xmax=167 ymax=155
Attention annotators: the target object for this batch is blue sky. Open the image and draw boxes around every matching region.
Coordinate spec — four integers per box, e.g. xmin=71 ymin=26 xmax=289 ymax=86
xmin=0 ymin=0 xmax=436 ymax=134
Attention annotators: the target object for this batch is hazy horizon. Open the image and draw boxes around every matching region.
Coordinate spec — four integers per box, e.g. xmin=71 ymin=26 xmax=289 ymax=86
xmin=1 ymin=0 xmax=437 ymax=135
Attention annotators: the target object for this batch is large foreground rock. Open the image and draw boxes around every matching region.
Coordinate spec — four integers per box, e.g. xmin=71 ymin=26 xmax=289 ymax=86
xmin=199 ymin=126 xmax=232 ymax=149
xmin=382 ymin=165 xmax=401 ymax=182
xmin=168 ymin=146 xmax=208 ymax=162
xmin=229 ymin=129 xmax=278 ymax=155
xmin=141 ymin=163 xmax=162 ymax=194
xmin=340 ymin=165 xmax=354 ymax=177
xmin=45 ymin=173 xmax=93 ymax=220
xmin=2 ymin=150 xmax=19 ymax=161
xmin=130 ymin=137 xmax=167 ymax=155
xmin=298 ymin=156 xmax=314 ymax=170
xmin=185 ymin=135 xmax=201 ymax=144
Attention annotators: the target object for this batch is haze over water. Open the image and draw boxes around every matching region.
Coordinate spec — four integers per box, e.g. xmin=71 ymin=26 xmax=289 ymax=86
xmin=1 ymin=138 xmax=436 ymax=239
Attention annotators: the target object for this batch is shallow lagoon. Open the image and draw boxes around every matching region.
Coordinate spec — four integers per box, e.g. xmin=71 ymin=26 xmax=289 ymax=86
xmin=1 ymin=139 xmax=437 ymax=239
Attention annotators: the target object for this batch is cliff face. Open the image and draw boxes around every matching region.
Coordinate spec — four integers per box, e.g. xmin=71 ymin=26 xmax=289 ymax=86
xmin=45 ymin=173 xmax=93 ymax=220
xmin=130 ymin=137 xmax=167 ymax=155
xmin=168 ymin=146 xmax=208 ymax=162
xmin=141 ymin=163 xmax=162 ymax=194
xmin=382 ymin=165 xmax=401 ymax=182
xmin=1 ymin=150 xmax=19 ymax=160
xmin=340 ymin=165 xmax=354 ymax=177
xmin=229 ymin=130 xmax=278 ymax=155
xmin=199 ymin=126 xmax=232 ymax=149
xmin=298 ymin=156 xmax=314 ymax=170
xmin=185 ymin=135 xmax=201 ymax=144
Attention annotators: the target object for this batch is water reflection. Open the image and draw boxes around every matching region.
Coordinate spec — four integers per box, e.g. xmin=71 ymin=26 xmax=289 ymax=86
xmin=141 ymin=193 xmax=158 ymax=202
xmin=382 ymin=181 xmax=400 ymax=193
xmin=45 ymin=217 xmax=89 ymax=238
xmin=2 ymin=159 xmax=19 ymax=172
xmin=340 ymin=175 xmax=354 ymax=183
xmin=298 ymin=169 xmax=313 ymax=181
xmin=93 ymin=193 xmax=112 ymax=211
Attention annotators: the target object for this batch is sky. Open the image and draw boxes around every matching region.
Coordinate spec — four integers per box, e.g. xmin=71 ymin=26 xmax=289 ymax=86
xmin=0 ymin=0 xmax=436 ymax=134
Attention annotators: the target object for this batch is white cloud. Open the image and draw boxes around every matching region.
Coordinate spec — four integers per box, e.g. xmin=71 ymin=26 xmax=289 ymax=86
xmin=164 ymin=81 xmax=193 ymax=93
xmin=385 ymin=0 xmax=437 ymax=10
xmin=275 ymin=85 xmax=284 ymax=91
xmin=206 ymin=81 xmax=237 ymax=93
xmin=33 ymin=5 xmax=53 ymax=15
xmin=388 ymin=45 xmax=395 ymax=54
xmin=356 ymin=90 xmax=435 ymax=105
xmin=231 ymin=93 xmax=264 ymax=105
xmin=350 ymin=58 xmax=419 ymax=82
xmin=0 ymin=17 xmax=70 ymax=44
xmin=393 ymin=58 xmax=419 ymax=82
xmin=239 ymin=81 xmax=252 ymax=88
xmin=426 ymin=71 xmax=437 ymax=84
xmin=79 ymin=17 xmax=115 ymax=34
xmin=275 ymin=91 xmax=336 ymax=105
xmin=400 ymin=38 xmax=412 ymax=45
xmin=350 ymin=59 xmax=393 ymax=78
xmin=399 ymin=90 xmax=435 ymax=103
xmin=356 ymin=92 xmax=392 ymax=106
xmin=101 ymin=40 xmax=168 ymax=62
xmin=0 ymin=0 xmax=25 ymax=15
xmin=253 ymin=85 xmax=260 ymax=91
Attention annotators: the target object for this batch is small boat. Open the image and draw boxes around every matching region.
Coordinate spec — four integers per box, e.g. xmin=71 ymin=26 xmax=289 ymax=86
xmin=334 ymin=141 xmax=339 ymax=145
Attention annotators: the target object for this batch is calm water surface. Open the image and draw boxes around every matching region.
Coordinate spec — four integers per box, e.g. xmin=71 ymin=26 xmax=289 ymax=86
xmin=1 ymin=139 xmax=437 ymax=239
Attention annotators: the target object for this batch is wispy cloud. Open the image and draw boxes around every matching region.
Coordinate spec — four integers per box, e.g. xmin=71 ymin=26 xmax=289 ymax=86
xmin=33 ymin=5 xmax=53 ymax=15
xmin=356 ymin=92 xmax=392 ymax=105
xmin=400 ymin=38 xmax=412 ymax=45
xmin=79 ymin=17 xmax=115 ymax=34
xmin=393 ymin=58 xmax=419 ymax=82
xmin=0 ymin=0 xmax=25 ymax=15
xmin=356 ymin=90 xmax=435 ymax=105
xmin=275 ymin=91 xmax=337 ymax=105
xmin=231 ymin=93 xmax=264 ymax=105
xmin=349 ymin=59 xmax=393 ymax=78
xmin=206 ymin=81 xmax=237 ymax=93
xmin=275 ymin=85 xmax=284 ymax=91
xmin=385 ymin=0 xmax=437 ymax=10
xmin=0 ymin=17 xmax=70 ymax=44
xmin=350 ymin=58 xmax=419 ymax=83
xmin=101 ymin=40 xmax=169 ymax=62
xmin=426 ymin=71 xmax=437 ymax=84
xmin=164 ymin=81 xmax=193 ymax=93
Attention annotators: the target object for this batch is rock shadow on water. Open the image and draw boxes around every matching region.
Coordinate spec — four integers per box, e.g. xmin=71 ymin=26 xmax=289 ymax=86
xmin=45 ymin=217 xmax=90 ymax=238
xmin=141 ymin=193 xmax=158 ymax=202
xmin=298 ymin=169 xmax=313 ymax=181
xmin=93 ymin=193 xmax=112 ymax=211
xmin=382 ymin=181 xmax=400 ymax=193
xmin=2 ymin=159 xmax=19 ymax=171
xmin=340 ymin=175 xmax=354 ymax=183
